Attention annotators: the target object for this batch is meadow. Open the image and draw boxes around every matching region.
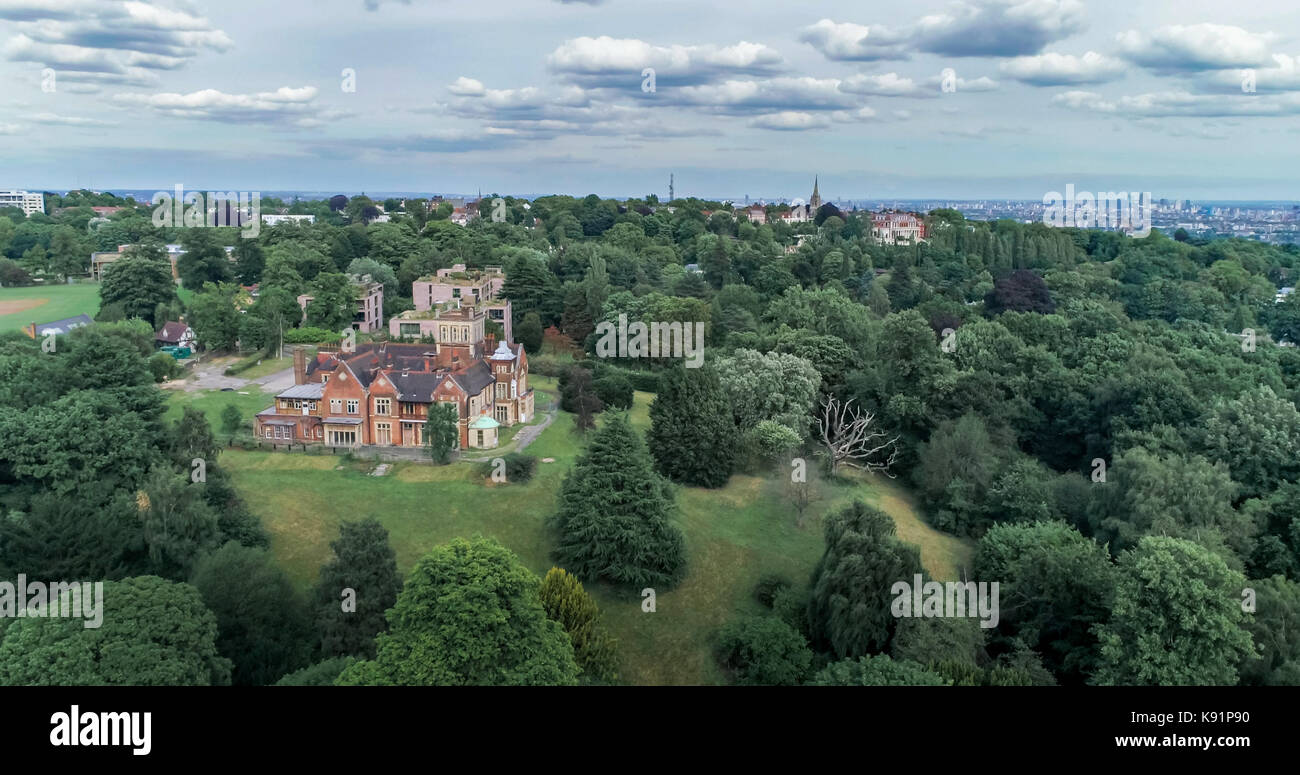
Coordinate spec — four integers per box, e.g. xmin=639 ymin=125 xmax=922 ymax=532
xmin=194 ymin=385 xmax=973 ymax=685
xmin=0 ymin=283 xmax=100 ymax=333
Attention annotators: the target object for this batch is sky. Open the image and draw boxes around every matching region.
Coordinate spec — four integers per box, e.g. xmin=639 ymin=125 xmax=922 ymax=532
xmin=2 ymin=0 xmax=1300 ymax=201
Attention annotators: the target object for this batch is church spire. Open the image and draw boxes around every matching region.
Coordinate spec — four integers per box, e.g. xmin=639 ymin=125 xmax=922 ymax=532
xmin=810 ymin=176 xmax=822 ymax=210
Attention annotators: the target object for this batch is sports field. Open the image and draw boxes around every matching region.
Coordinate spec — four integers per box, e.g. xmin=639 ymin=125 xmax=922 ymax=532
xmin=0 ymin=284 xmax=100 ymax=333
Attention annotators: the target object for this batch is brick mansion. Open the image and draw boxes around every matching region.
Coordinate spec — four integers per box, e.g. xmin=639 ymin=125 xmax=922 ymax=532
xmin=254 ymin=291 xmax=534 ymax=451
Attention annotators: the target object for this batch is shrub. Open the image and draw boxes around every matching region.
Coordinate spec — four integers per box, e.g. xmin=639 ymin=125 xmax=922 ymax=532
xmin=593 ymin=373 xmax=634 ymax=410
xmin=753 ymin=573 xmax=791 ymax=608
xmin=148 ymin=351 xmax=179 ymax=382
xmin=715 ymin=615 xmax=813 ymax=686
xmin=479 ymin=452 xmax=538 ymax=484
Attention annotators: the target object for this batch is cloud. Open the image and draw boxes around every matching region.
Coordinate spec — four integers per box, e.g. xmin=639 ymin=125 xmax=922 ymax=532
xmin=748 ymin=111 xmax=831 ymax=131
xmin=840 ymin=72 xmax=931 ymax=97
xmin=667 ymin=77 xmax=860 ymax=114
xmin=1117 ymin=24 xmax=1273 ymax=71
xmin=548 ymin=36 xmax=784 ymax=87
xmin=1198 ymin=54 xmax=1300 ymax=93
xmin=447 ymin=77 xmax=486 ymax=96
xmin=113 ymin=86 xmax=332 ymax=126
xmin=24 ymin=112 xmax=118 ymax=127
xmin=924 ymin=72 xmax=1000 ymax=91
xmin=1053 ymin=88 xmax=1299 ymax=117
xmin=799 ymin=19 xmax=911 ymax=61
xmin=1000 ymin=51 xmax=1126 ymax=85
xmin=802 ymin=1 xmax=1086 ymax=62
xmin=0 ymin=122 xmax=23 ymax=134
xmin=1 ymin=0 xmax=231 ymax=89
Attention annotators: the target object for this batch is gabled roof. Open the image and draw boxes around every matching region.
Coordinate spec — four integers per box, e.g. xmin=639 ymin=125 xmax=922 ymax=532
xmin=387 ymin=370 xmax=444 ymax=401
xmin=452 ymin=360 xmax=494 ymax=396
xmin=155 ymin=321 xmax=191 ymax=343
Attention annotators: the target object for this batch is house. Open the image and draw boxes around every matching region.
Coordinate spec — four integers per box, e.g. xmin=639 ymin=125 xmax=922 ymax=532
xmin=297 ymin=274 xmax=385 ymax=333
xmin=261 ymin=214 xmax=316 ymax=227
xmin=23 ymin=314 xmax=93 ymax=339
xmin=871 ymin=211 xmax=927 ymax=244
xmin=253 ymin=314 xmax=534 ymax=451
xmin=1276 ymin=287 xmax=1295 ymax=304
xmin=155 ymin=321 xmax=196 ymax=349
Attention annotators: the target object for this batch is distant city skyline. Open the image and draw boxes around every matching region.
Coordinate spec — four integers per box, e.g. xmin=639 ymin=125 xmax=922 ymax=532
xmin=3 ymin=0 xmax=1300 ymax=199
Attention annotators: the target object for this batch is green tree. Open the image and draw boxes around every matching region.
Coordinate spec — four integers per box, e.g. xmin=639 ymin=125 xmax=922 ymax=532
xmin=1092 ymin=536 xmax=1255 ymax=686
xmin=517 ymin=311 xmax=544 ymax=355
xmin=220 ymin=403 xmax=243 ymax=439
xmin=647 ymin=365 xmax=736 ymax=487
xmin=190 ymin=542 xmax=313 ymax=685
xmin=186 ymin=282 xmax=242 ymax=351
xmin=312 ymin=518 xmax=403 ymax=659
xmin=810 ymin=654 xmax=950 ymax=686
xmin=538 ymin=567 xmax=619 ymax=682
xmin=425 ymin=401 xmax=459 ymax=463
xmin=0 ymin=576 xmax=231 ymax=686
xmin=807 ymin=500 xmax=922 ymax=658
xmin=337 ymin=538 xmax=579 ymax=685
xmin=99 ymin=246 xmax=178 ymax=325
xmin=550 ymin=413 xmax=685 ymax=588
xmin=716 ymin=615 xmax=813 ymax=685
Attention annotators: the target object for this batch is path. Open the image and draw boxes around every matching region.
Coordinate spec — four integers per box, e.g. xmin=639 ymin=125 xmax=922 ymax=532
xmin=167 ymin=356 xmax=295 ymax=394
xmin=459 ymin=396 xmax=558 ymax=462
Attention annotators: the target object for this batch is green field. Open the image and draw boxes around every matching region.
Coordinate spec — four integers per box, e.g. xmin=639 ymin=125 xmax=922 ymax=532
xmin=0 ymin=283 xmax=100 ymax=333
xmin=197 ymin=386 xmax=973 ymax=685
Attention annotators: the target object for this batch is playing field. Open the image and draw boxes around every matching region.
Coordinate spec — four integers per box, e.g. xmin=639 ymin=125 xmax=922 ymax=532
xmin=0 ymin=284 xmax=100 ymax=333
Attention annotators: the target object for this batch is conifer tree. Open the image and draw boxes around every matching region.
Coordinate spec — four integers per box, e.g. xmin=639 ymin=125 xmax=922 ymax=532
xmin=647 ymin=365 xmax=735 ymax=487
xmin=539 ymin=567 xmax=619 ymax=682
xmin=312 ymin=518 xmax=403 ymax=659
xmin=550 ymin=413 xmax=686 ymax=588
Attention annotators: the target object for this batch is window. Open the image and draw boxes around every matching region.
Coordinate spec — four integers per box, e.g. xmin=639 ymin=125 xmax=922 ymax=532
xmin=346 ymin=399 xmax=359 ymax=414
xmin=264 ymin=427 xmax=272 ymax=438
xmin=401 ymin=401 xmax=419 ymax=415
xmin=496 ymin=405 xmax=508 ymax=423
xmin=375 ymin=398 xmax=391 ymax=415
xmin=330 ymin=398 xmax=343 ymax=413
xmin=315 ymin=428 xmax=322 ymax=439
xmin=476 ymin=430 xmax=484 ymax=447
xmin=496 ymin=382 xmax=506 ymax=398
xmin=375 ymin=422 xmax=391 ymax=445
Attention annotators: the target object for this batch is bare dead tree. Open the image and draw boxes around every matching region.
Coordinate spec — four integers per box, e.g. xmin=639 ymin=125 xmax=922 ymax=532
xmin=818 ymin=395 xmax=899 ymax=476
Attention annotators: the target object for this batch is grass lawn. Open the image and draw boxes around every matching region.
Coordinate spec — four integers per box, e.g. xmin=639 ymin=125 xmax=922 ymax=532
xmin=0 ymin=283 xmax=100 ymax=333
xmin=213 ymin=384 xmax=974 ymax=685
xmin=165 ymin=386 xmax=273 ymax=434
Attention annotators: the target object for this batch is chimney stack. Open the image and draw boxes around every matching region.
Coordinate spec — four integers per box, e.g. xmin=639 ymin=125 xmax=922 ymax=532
xmin=293 ymin=346 xmax=307 ymax=385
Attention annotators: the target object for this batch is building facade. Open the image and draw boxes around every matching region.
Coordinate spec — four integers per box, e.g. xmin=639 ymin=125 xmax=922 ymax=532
xmin=254 ymin=314 xmax=533 ymax=451
xmin=871 ymin=211 xmax=927 ymax=244
xmin=0 ymin=190 xmax=45 ymax=216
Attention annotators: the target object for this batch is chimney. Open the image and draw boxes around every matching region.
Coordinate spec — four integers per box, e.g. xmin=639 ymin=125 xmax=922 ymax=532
xmin=293 ymin=346 xmax=307 ymax=385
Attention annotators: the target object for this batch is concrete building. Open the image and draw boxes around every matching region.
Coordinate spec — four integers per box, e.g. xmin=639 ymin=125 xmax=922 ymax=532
xmin=296 ymin=274 xmax=385 ymax=333
xmin=0 ymin=190 xmax=45 ymax=216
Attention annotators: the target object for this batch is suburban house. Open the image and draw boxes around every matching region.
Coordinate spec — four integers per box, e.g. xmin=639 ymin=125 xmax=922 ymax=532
xmin=871 ymin=211 xmax=927 ymax=244
xmin=155 ymin=321 xmax=196 ymax=349
xmin=254 ymin=305 xmax=533 ymax=451
xmin=22 ymin=314 xmax=93 ymax=339
xmin=296 ymin=274 xmax=385 ymax=333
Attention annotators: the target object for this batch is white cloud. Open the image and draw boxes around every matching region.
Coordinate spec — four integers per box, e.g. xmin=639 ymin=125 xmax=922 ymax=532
xmin=114 ymin=86 xmax=327 ymax=125
xmin=1117 ymin=24 xmax=1273 ymax=71
xmin=548 ymin=36 xmax=784 ymax=86
xmin=1000 ymin=51 xmax=1127 ymax=85
xmin=799 ymin=19 xmax=911 ymax=61
xmin=447 ymin=77 xmax=486 ymax=96
xmin=748 ymin=111 xmax=830 ymax=131
xmin=25 ymin=112 xmax=118 ymax=126
xmin=840 ymin=72 xmax=929 ymax=97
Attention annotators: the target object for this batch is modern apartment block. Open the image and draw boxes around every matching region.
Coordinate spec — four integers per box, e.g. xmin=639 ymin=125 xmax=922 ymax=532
xmin=297 ymin=274 xmax=385 ymax=333
xmin=0 ymin=190 xmax=45 ymax=216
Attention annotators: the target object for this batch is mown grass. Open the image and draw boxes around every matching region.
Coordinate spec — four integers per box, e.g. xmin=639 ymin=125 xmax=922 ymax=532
xmin=165 ymin=386 xmax=273 ymax=434
xmin=208 ymin=385 xmax=974 ymax=684
xmin=0 ymin=283 xmax=100 ymax=332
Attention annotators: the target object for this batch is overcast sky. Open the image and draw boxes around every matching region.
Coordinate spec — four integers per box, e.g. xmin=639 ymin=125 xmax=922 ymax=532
xmin=3 ymin=0 xmax=1299 ymax=201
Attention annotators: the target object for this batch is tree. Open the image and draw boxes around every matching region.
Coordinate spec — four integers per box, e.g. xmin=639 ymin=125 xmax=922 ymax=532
xmin=0 ymin=576 xmax=231 ymax=686
xmin=1092 ymin=536 xmax=1255 ymax=686
xmin=336 ymin=538 xmax=579 ymax=685
xmin=810 ymin=654 xmax=951 ymax=686
xmin=807 ymin=501 xmax=922 ymax=658
xmin=560 ymin=366 xmax=604 ymax=433
xmin=716 ymin=615 xmax=813 ymax=685
xmin=313 ymin=518 xmax=402 ymax=659
xmin=233 ymin=239 xmax=265 ymax=285
xmin=425 ymin=401 xmax=459 ymax=463
xmin=139 ymin=466 xmax=221 ymax=580
xmin=1196 ymin=385 xmax=1300 ymax=499
xmin=169 ymin=405 xmax=218 ymax=467
xmin=818 ymin=395 xmax=899 ymax=475
xmin=1239 ymin=575 xmax=1300 ymax=686
xmin=647 ymin=365 xmax=736 ymax=487
xmin=275 ymin=656 xmax=357 ymax=686
xmin=303 ymin=272 xmax=356 ymax=332
xmin=985 ymin=269 xmax=1055 ymax=315
xmin=975 ymin=521 xmax=1117 ymax=683
xmin=220 ymin=403 xmax=243 ymax=439
xmin=538 ymin=567 xmax=619 ymax=682
xmin=517 ymin=311 xmax=544 ymax=355
xmin=550 ymin=413 xmax=686 ymax=588
xmin=190 ymin=542 xmax=313 ymax=685
xmin=176 ymin=229 xmax=233 ymax=288
xmin=715 ymin=349 xmax=821 ymax=438
xmin=187 ymin=282 xmax=242 ymax=351
xmin=99 ymin=246 xmax=178 ymax=325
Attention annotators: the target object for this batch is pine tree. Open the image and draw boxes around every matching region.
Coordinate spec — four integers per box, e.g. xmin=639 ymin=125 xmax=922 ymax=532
xmin=647 ymin=365 xmax=736 ymax=487
xmin=312 ymin=517 xmax=403 ymax=659
xmin=539 ymin=567 xmax=620 ymax=682
xmin=550 ymin=413 xmax=686 ymax=588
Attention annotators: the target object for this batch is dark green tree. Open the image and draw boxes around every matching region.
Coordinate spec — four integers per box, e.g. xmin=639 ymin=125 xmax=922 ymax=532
xmin=312 ymin=518 xmax=403 ymax=659
xmin=647 ymin=365 xmax=736 ymax=487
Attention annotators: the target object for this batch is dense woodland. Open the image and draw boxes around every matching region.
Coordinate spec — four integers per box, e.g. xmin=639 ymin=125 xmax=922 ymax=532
xmin=2 ymin=189 xmax=1300 ymax=686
